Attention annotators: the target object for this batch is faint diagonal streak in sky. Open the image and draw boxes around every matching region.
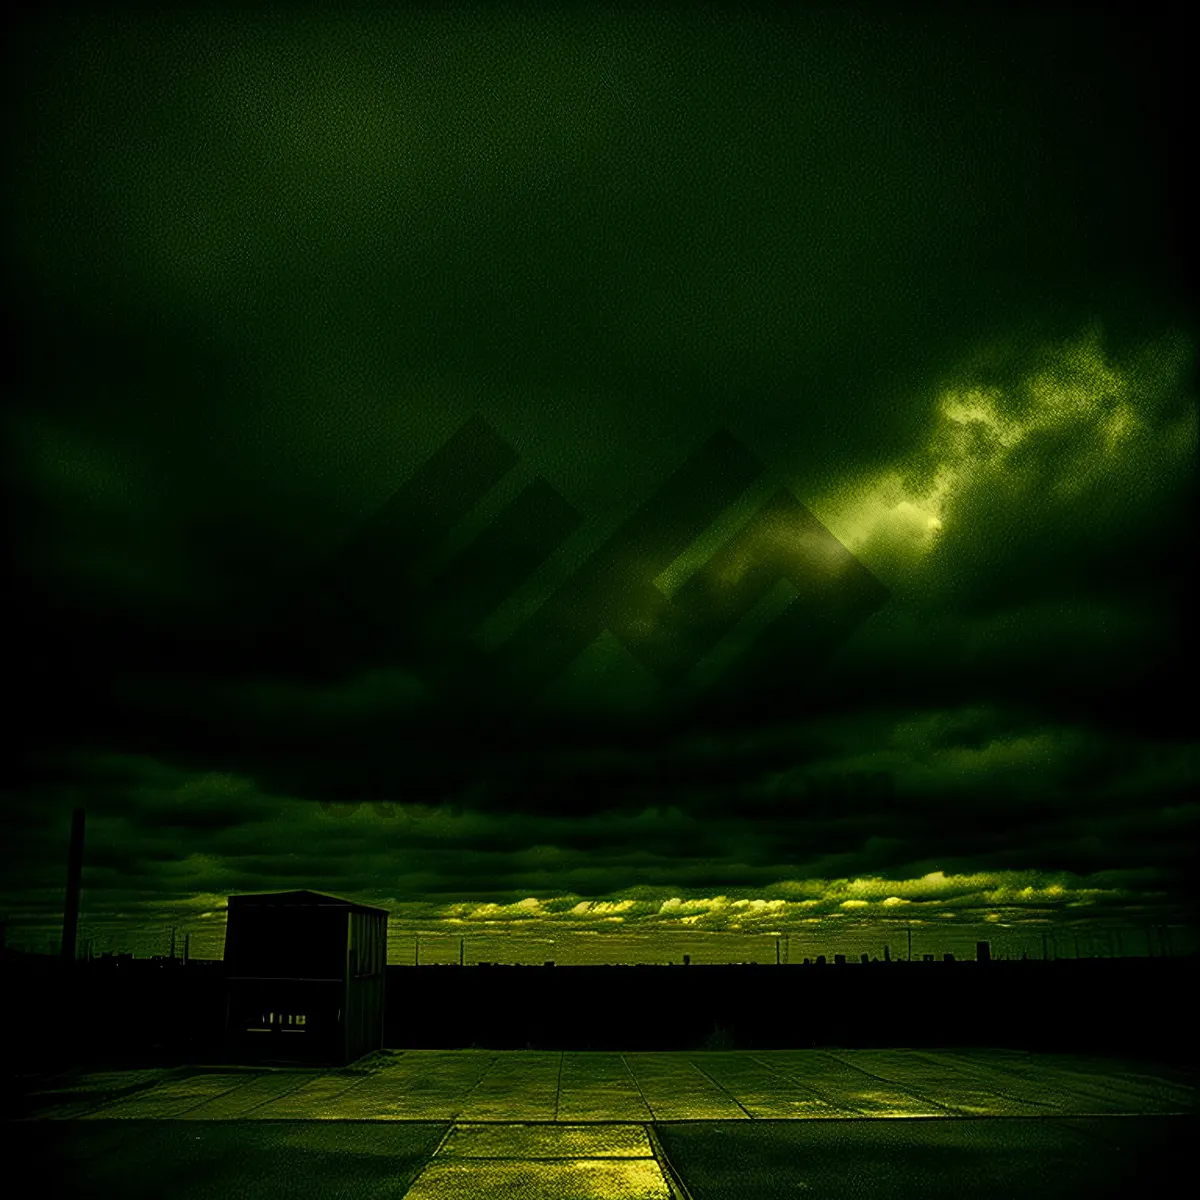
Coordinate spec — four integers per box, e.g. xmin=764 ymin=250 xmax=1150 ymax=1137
xmin=313 ymin=415 xmax=889 ymax=707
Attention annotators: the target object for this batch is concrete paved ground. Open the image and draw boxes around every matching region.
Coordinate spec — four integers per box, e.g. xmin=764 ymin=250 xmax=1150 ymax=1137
xmin=24 ymin=1048 xmax=1195 ymax=1122
xmin=10 ymin=1114 xmax=1194 ymax=1199
xmin=10 ymin=1051 xmax=1195 ymax=1198
xmin=654 ymin=1114 xmax=1193 ymax=1199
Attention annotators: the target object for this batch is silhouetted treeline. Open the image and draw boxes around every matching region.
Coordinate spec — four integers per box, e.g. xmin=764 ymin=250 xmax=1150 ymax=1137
xmin=2 ymin=954 xmax=1195 ymax=1075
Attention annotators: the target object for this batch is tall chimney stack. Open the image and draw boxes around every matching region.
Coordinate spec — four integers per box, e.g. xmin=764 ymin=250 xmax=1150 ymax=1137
xmin=61 ymin=807 xmax=86 ymax=964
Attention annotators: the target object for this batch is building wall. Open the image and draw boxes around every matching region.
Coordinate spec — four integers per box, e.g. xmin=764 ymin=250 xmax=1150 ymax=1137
xmin=224 ymin=903 xmax=348 ymax=980
xmin=224 ymin=899 xmax=387 ymax=1065
xmin=345 ymin=909 xmax=387 ymax=1062
xmin=226 ymin=978 xmax=343 ymax=1063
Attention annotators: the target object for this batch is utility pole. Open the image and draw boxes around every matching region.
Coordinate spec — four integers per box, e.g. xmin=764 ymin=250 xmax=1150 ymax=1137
xmin=460 ymin=937 xmax=465 ymax=966
xmin=183 ymin=933 xmax=191 ymax=965
xmin=169 ymin=926 xmax=177 ymax=961
xmin=61 ymin=808 xmax=86 ymax=964
xmin=776 ymin=937 xmax=781 ymax=966
xmin=907 ymin=924 xmax=912 ymax=963
xmin=414 ymin=934 xmax=420 ymax=966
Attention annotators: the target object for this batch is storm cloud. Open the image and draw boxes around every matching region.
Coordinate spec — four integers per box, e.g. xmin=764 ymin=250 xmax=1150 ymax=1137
xmin=4 ymin=4 xmax=1195 ymax=958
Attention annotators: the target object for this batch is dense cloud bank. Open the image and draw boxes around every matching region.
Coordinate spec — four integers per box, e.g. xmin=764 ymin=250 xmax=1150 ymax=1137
xmin=4 ymin=6 xmax=1195 ymax=950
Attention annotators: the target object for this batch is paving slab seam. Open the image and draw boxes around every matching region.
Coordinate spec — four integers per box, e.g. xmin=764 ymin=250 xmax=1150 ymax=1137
xmin=1088 ymin=1068 xmax=1200 ymax=1096
xmin=25 ymin=1066 xmax=189 ymax=1119
xmin=819 ymin=1051 xmax=963 ymax=1116
xmin=425 ymin=1120 xmax=458 ymax=1160
xmin=644 ymin=1122 xmax=698 ymax=1200
xmin=842 ymin=1052 xmax=1060 ymax=1115
xmin=439 ymin=1118 xmax=666 ymax=1126
xmin=683 ymin=1057 xmax=757 ymax=1120
xmin=937 ymin=1051 xmax=1088 ymax=1086
xmin=905 ymin=1051 xmax=1062 ymax=1110
xmin=551 ymin=1050 xmax=564 ymax=1123
xmin=695 ymin=1111 xmax=1198 ymax=1123
xmin=158 ymin=1076 xmax=288 ymax=1119
xmin=87 ymin=1075 xmax=257 ymax=1120
xmin=446 ymin=1053 xmax=501 ymax=1121
xmin=936 ymin=1052 xmax=1186 ymax=1111
xmin=1009 ymin=1067 xmax=1187 ymax=1109
xmin=746 ymin=1054 xmax=866 ymax=1115
xmin=437 ymin=1155 xmax=659 ymax=1162
xmin=619 ymin=1053 xmax=659 ymax=1121
xmin=1043 ymin=1112 xmax=1192 ymax=1153
xmin=266 ymin=1070 xmax=379 ymax=1115
xmin=212 ymin=1074 xmax=329 ymax=1118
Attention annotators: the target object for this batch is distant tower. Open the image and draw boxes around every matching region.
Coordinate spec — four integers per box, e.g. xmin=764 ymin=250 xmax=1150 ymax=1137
xmin=414 ymin=934 xmax=420 ymax=966
xmin=834 ymin=953 xmax=846 ymax=965
xmin=816 ymin=955 xmax=826 ymax=966
xmin=776 ymin=937 xmax=781 ymax=966
xmin=61 ymin=808 xmax=86 ymax=964
xmin=907 ymin=924 xmax=912 ymax=962
xmin=460 ymin=937 xmax=465 ymax=966
xmin=169 ymin=926 xmax=177 ymax=961
xmin=683 ymin=954 xmax=690 ymax=966
xmin=183 ymin=933 xmax=191 ymax=965
xmin=975 ymin=941 xmax=991 ymax=963
xmin=861 ymin=953 xmax=870 ymax=965
xmin=883 ymin=944 xmax=891 ymax=963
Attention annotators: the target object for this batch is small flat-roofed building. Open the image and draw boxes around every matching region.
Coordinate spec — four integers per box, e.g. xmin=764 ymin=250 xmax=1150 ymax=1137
xmin=223 ymin=890 xmax=388 ymax=1065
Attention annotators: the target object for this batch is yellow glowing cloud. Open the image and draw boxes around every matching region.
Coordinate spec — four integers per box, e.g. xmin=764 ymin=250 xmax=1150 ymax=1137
xmin=811 ymin=325 xmax=1195 ymax=570
xmin=376 ymin=868 xmax=1142 ymax=938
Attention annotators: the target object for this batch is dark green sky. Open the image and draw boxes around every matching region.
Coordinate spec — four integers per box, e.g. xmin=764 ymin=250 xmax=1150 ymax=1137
xmin=4 ymin=4 xmax=1196 ymax=959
